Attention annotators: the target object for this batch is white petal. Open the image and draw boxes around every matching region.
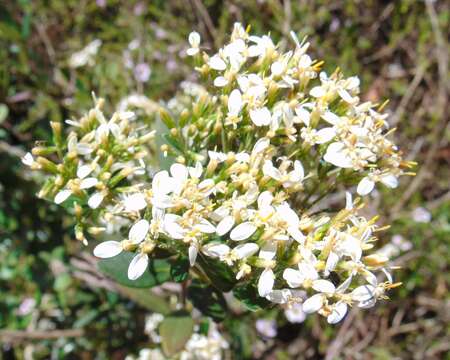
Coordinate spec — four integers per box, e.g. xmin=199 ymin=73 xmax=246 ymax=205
xmin=93 ymin=241 xmax=122 ymax=258
xmin=381 ymin=174 xmax=398 ymax=188
xmin=327 ymin=302 xmax=348 ymax=324
xmin=294 ymin=107 xmax=310 ymax=126
xmin=252 ymin=137 xmax=270 ymax=154
xmin=233 ymin=243 xmax=259 ymax=259
xmin=338 ymin=88 xmax=354 ymax=103
xmin=216 ymin=216 xmax=235 ymax=236
xmin=54 ymin=189 xmax=72 ymax=204
xmin=321 ymin=111 xmax=340 ymax=125
xmin=302 ymin=294 xmax=324 ymax=314
xmin=209 ymin=55 xmax=227 ymax=71
xmin=312 ymin=279 xmax=336 ymax=293
xmin=76 ymin=143 xmax=93 ymax=155
xmin=203 ymin=243 xmax=230 ymax=258
xmin=259 ymin=242 xmax=277 ymax=260
xmin=88 ymin=192 xmax=104 ymax=209
xmin=230 ymin=222 xmax=257 ymax=241
xmin=283 ymin=268 xmax=303 ymax=288
xmin=80 ymin=177 xmax=98 ymax=189
xmin=228 ymin=89 xmax=242 ymax=115
xmin=357 ymin=177 xmax=375 ymax=196
xmin=324 ymin=150 xmax=353 ymax=168
xmin=336 ymin=276 xmax=353 ymax=293
xmin=263 ymin=161 xmax=282 ymax=180
xmin=21 ymin=152 xmax=34 ymax=166
xmin=188 ymin=31 xmax=200 ymax=46
xmin=77 ymin=164 xmax=93 ymax=179
xmin=214 ymin=76 xmax=228 ymax=87
xmin=258 ymin=191 xmax=274 ymax=209
xmin=187 ymin=47 xmax=199 ymax=56
xmin=152 ymin=170 xmax=174 ymax=195
xmin=124 ymin=193 xmax=147 ymax=212
xmin=170 ymin=163 xmax=188 ymax=182
xmin=316 ymin=127 xmax=336 ymax=144
xmin=128 ymin=253 xmax=149 ymax=280
xmin=250 ymin=107 xmax=271 ymax=126
xmin=310 ymin=86 xmax=325 ymax=98
xmin=189 ymin=244 xmax=198 ymax=266
xmin=325 ymin=252 xmax=339 ymax=276
xmin=351 ymin=285 xmax=375 ymax=302
xmin=298 ymin=262 xmax=319 ymax=281
xmin=196 ymin=218 xmax=216 ymax=234
xmin=345 ymin=192 xmax=353 ymax=210
xmin=258 ymin=268 xmax=275 ymax=297
xmin=128 ymin=219 xmax=150 ymax=244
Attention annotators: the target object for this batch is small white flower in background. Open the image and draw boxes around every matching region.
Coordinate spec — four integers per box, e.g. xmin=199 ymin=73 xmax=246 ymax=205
xmin=69 ymin=39 xmax=102 ymax=68
xmin=255 ymin=319 xmax=277 ymax=338
xmin=134 ymin=63 xmax=151 ymax=83
xmin=187 ymin=31 xmax=201 ymax=56
xmin=284 ymin=302 xmax=306 ymax=323
xmin=144 ymin=313 xmax=164 ymax=343
xmin=17 ymin=298 xmax=36 ymax=316
xmin=21 ymin=152 xmax=35 ymax=167
xmin=411 ymin=207 xmax=431 ymax=223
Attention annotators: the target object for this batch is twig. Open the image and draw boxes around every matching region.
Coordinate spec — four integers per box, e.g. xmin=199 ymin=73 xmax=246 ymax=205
xmin=0 ymin=329 xmax=84 ymax=342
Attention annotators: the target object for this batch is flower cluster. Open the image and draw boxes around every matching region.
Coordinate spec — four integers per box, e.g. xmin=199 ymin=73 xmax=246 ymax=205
xmin=25 ymin=23 xmax=412 ymax=324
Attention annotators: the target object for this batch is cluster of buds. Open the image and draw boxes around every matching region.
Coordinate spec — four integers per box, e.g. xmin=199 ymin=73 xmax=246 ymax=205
xmin=25 ymin=24 xmax=412 ymax=324
xmin=22 ymin=96 xmax=156 ymax=244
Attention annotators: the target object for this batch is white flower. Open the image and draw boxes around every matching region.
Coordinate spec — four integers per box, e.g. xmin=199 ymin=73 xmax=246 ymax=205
xmin=411 ymin=207 xmax=431 ymax=223
xmin=263 ymin=159 xmax=305 ymax=188
xmin=69 ymin=39 xmax=102 ymax=68
xmin=255 ymin=319 xmax=277 ymax=338
xmin=187 ymin=31 xmax=201 ymax=56
xmin=285 ymin=302 xmax=307 ymax=323
xmin=21 ymin=152 xmax=34 ymax=167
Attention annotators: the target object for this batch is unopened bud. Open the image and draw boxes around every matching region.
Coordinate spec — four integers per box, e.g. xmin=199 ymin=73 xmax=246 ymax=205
xmin=363 ymin=254 xmax=389 ymax=267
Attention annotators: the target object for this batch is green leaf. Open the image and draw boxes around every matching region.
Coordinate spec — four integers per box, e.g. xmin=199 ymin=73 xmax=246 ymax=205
xmin=233 ymin=283 xmax=270 ymax=311
xmin=160 ymin=311 xmax=194 ymax=357
xmin=0 ymin=104 xmax=8 ymax=124
xmin=187 ymin=280 xmax=227 ymax=322
xmin=98 ymin=252 xmax=171 ymax=288
xmin=170 ymin=256 xmax=190 ymax=282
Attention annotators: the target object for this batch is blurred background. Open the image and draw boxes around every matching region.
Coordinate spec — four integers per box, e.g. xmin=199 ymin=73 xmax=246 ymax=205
xmin=0 ymin=0 xmax=448 ymax=359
